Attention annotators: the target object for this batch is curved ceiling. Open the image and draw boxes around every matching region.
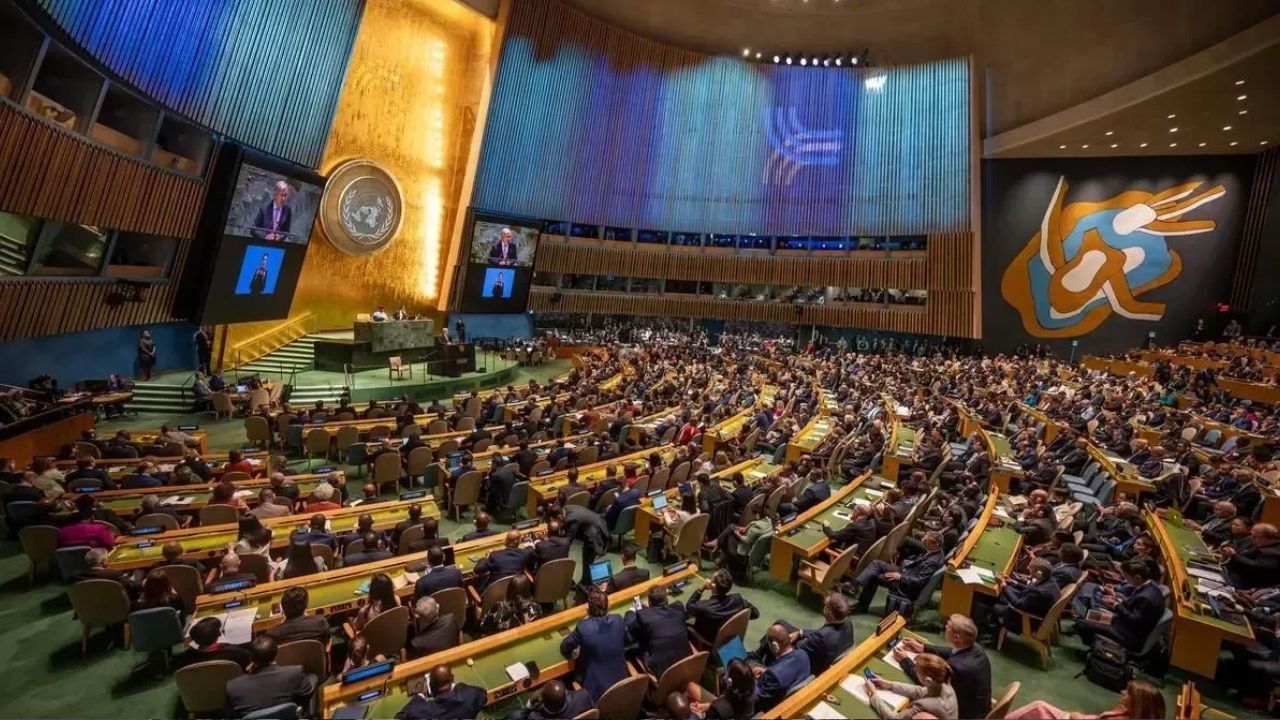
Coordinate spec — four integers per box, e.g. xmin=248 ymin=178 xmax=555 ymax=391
xmin=560 ymin=0 xmax=1278 ymax=134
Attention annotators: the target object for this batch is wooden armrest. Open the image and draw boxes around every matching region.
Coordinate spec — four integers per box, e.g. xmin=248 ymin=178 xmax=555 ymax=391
xmin=688 ymin=627 xmax=713 ymax=648
xmin=204 ymin=567 xmax=217 ymax=586
xmin=342 ymin=622 xmax=358 ymax=640
xmin=627 ymin=659 xmax=657 ymax=683
xmin=466 ymin=584 xmax=483 ymax=606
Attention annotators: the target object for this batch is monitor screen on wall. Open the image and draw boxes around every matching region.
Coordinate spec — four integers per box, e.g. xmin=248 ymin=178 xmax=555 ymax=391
xmin=457 ymin=212 xmax=541 ymax=313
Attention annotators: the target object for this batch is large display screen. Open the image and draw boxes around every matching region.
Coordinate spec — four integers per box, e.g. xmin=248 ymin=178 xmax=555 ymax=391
xmin=458 ymin=215 xmax=541 ymax=312
xmin=197 ymin=150 xmax=326 ymax=324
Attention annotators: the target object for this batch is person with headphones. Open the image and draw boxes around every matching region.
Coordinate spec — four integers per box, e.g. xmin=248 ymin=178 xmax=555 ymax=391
xmin=394 ymin=664 xmax=485 ymax=720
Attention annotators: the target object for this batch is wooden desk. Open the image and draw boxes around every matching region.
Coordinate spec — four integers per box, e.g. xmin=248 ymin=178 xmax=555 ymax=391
xmin=107 ymin=495 xmax=438 ymax=570
xmin=882 ymin=424 xmax=916 ymax=483
xmin=319 ymin=563 xmax=701 ymax=716
xmin=1146 ymin=512 xmax=1253 ymax=679
xmin=768 ymin=471 xmax=874 ymax=581
xmin=191 ymin=524 xmax=549 ymax=633
xmin=0 ymin=410 xmax=95 ymax=468
xmin=54 ymin=448 xmax=269 ymax=472
xmin=633 ymin=455 xmax=782 ymax=546
xmin=983 ymin=429 xmax=1023 ymax=494
xmin=767 ymin=613 xmax=909 ymax=720
xmin=701 ymin=385 xmax=777 ymax=453
xmin=939 ymin=485 xmax=1022 ymax=618
xmin=525 ymin=445 xmax=677 ymax=517
xmin=70 ymin=470 xmax=339 ymax=518
xmin=786 ymin=412 xmax=836 ymax=462
xmin=1176 ymin=682 xmax=1236 ymax=720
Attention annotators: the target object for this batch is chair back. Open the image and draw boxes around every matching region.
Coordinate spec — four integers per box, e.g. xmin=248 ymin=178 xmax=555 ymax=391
xmin=311 ymin=543 xmax=335 ymax=569
xmin=427 ymin=419 xmax=450 ymax=435
xmin=221 ymin=471 xmax=251 ymax=484
xmin=630 ymin=475 xmax=650 ymax=496
xmin=472 ymin=438 xmax=494 ymax=453
xmin=68 ymin=579 xmax=131 ymax=628
xmin=244 ymin=703 xmax=299 ymax=720
xmin=128 ymin=606 xmax=184 ymax=653
xmin=55 ymin=545 xmax=92 ymax=581
xmin=335 ymin=426 xmax=360 ymax=452
xmin=239 ymin=553 xmax=272 ymax=583
xmin=211 ymin=394 xmax=236 ymax=416
xmin=712 ymin=607 xmax=752 ymax=649
xmin=373 ymin=452 xmax=402 ymax=490
xmin=464 ymin=396 xmax=482 ymax=418
xmin=1136 ymin=608 xmax=1174 ymax=657
xmin=565 ymin=490 xmax=590 ymax=508
xmin=595 ymin=487 xmax=620 ymax=514
xmin=672 ymin=513 xmax=710 ymax=558
xmin=390 ymin=356 xmax=404 ymax=370
xmin=505 ymin=481 xmax=530 ymax=517
xmin=913 ymin=566 xmax=947 ymax=606
xmin=456 ymin=416 xmax=476 ymax=431
xmin=276 ymin=414 xmax=298 ymax=442
xmin=613 ymin=504 xmax=638 ymax=538
xmin=67 ymin=476 xmax=105 ymax=492
xmin=851 ymin=536 xmax=888 ymax=578
xmin=405 ymin=447 xmax=434 ymax=478
xmin=248 ymin=388 xmax=271 ymax=412
xmin=651 ymin=466 xmax=670 ymax=490
xmin=368 ymin=425 xmax=393 ymax=441
xmin=432 ymin=587 xmax=468 ymax=627
xmin=576 ymin=446 xmax=600 ymax=466
xmin=74 ymin=441 xmax=102 ymax=459
xmin=532 ymin=557 xmax=576 ymax=605
xmin=345 ymin=442 xmax=368 ymax=470
xmin=880 ymin=521 xmax=912 ymax=561
xmin=175 ymin=660 xmax=243 ymax=715
xmin=764 ymin=486 xmax=786 ymax=518
xmin=649 ymin=651 xmax=709 ymax=704
xmin=306 ymin=428 xmax=331 ymax=456
xmin=822 ymin=543 xmax=861 ymax=591
xmin=669 ymin=461 xmax=691 ymax=486
xmin=19 ymin=524 xmax=59 ymax=576
xmin=199 ymin=504 xmax=240 ymax=526
xmin=344 ymin=539 xmax=366 ymax=557
xmin=453 ymin=471 xmax=484 ymax=508
xmin=244 ymin=416 xmax=271 ymax=448
xmin=596 ymin=674 xmax=649 ymax=720
xmin=479 ymin=576 xmax=513 ymax=616
xmin=363 ymin=605 xmax=411 ymax=659
xmin=1033 ymin=581 xmax=1080 ymax=643
xmin=986 ymin=681 xmax=1021 ymax=719
xmin=738 ymin=494 xmax=765 ymax=526
xmin=136 ymin=512 xmax=179 ymax=531
xmin=747 ymin=530 xmax=774 ymax=569
xmin=157 ymin=564 xmax=204 ymax=611
xmin=397 ymin=525 xmax=426 ymax=555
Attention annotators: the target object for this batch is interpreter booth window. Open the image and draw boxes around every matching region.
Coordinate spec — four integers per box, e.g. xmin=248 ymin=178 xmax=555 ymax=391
xmin=0 ymin=2 xmax=44 ymax=101
xmin=565 ymin=274 xmax=595 ymax=290
xmin=887 ymin=235 xmax=927 ymax=252
xmin=636 ymin=229 xmax=668 ymax=245
xmin=532 ymin=272 xmax=561 ymax=288
xmin=887 ymin=289 xmax=927 ymax=305
xmin=0 ymin=210 xmax=38 ymax=276
xmin=664 ymin=279 xmax=699 ymax=295
xmin=543 ymin=221 xmax=569 ymax=236
xmin=630 ymin=277 xmax=662 ymax=294
xmin=832 ymin=287 xmax=869 ymax=304
xmin=812 ymin=237 xmax=851 ymax=251
xmin=27 ymin=220 xmax=108 ymax=276
xmin=708 ymin=234 xmax=736 ymax=249
xmin=152 ymin=114 xmax=212 ymax=176
xmin=671 ymin=232 xmax=702 ymax=247
xmin=105 ymin=232 xmax=176 ymax=280
xmin=855 ymin=236 xmax=884 ymax=252
xmin=776 ymin=236 xmax=810 ymax=251
xmin=597 ymin=275 xmax=625 ymax=292
xmin=26 ymin=42 xmax=103 ymax=134
xmin=91 ymin=85 xmax=160 ymax=158
xmin=570 ymin=223 xmax=599 ymax=238
xmin=739 ymin=235 xmax=772 ymax=251
xmin=604 ymin=226 xmax=632 ymax=242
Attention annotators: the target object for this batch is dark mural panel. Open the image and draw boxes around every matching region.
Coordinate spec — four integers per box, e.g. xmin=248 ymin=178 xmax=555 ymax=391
xmin=982 ymin=156 xmax=1256 ymax=356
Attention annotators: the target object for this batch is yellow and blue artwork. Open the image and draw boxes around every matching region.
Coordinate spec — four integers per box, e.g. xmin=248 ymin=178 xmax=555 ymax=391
xmin=1001 ymin=176 xmax=1225 ymax=338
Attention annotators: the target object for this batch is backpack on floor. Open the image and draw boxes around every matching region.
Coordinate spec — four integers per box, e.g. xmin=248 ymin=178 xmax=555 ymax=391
xmin=1081 ymin=635 xmax=1131 ymax=691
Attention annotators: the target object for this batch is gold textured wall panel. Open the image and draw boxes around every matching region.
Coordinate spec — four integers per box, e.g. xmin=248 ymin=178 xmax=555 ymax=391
xmin=224 ymin=0 xmax=493 ymax=347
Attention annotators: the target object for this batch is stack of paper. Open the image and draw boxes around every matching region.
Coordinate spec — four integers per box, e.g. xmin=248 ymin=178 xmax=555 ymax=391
xmin=955 ymin=567 xmax=995 ymax=586
xmin=882 ymin=646 xmax=919 ymax=670
xmin=806 ymin=700 xmax=846 ymax=719
xmin=187 ymin=607 xmax=258 ymax=644
xmin=840 ymin=674 xmax=909 ymax=712
xmin=232 ymin=489 xmax=253 ymax=499
xmin=504 ymin=662 xmax=530 ymax=683
xmin=865 ymin=489 xmax=884 ymax=499
xmin=1187 ymin=566 xmax=1227 ymax=584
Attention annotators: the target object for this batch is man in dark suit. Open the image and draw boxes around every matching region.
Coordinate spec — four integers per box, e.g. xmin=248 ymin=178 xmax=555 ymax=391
xmin=392 ymin=504 xmax=426 ymax=550
xmin=686 ymin=569 xmax=759 ymax=643
xmin=695 ymin=473 xmax=727 ymax=513
xmin=560 ymin=588 xmax=628 ymax=701
xmin=511 ymin=680 xmax=593 ymax=720
xmin=750 ymin=593 xmax=854 ymax=674
xmin=226 ymin=635 xmax=317 ymax=717
xmin=343 ymin=531 xmax=393 ymax=566
xmin=293 ymin=515 xmax=337 ymax=550
xmin=625 ymin=584 xmax=690 ymax=676
xmin=1058 ymin=439 xmax=1091 ymax=476
xmin=1224 ymin=522 xmax=1280 ymax=589
xmin=265 ymin=587 xmax=330 ymax=644
xmin=513 ymin=441 xmax=540 ymax=475
xmin=122 ymin=461 xmax=161 ymax=489
xmin=606 ymin=543 xmax=650 ymax=592
xmin=846 ymin=532 xmax=945 ymax=613
xmin=487 ymin=227 xmax=519 ymax=266
xmin=407 ymin=596 xmax=461 ymax=659
xmin=896 ymin=614 xmax=991 ymax=720
xmin=556 ymin=469 xmax=589 ymax=507
xmin=821 ymin=504 xmax=878 ymax=551
xmin=174 ymin=616 xmax=251 ymax=670
xmin=78 ymin=548 xmax=142 ymax=599
xmin=564 ymin=504 xmax=610 ymax=585
xmin=992 ymin=559 xmax=1061 ymax=635
xmin=728 ymin=472 xmax=754 ymax=515
xmin=65 ymin=457 xmax=112 ymax=490
xmin=413 ymin=546 xmax=464 ymax=600
xmin=753 ymin=623 xmax=811 ymax=713
xmin=474 ymin=530 xmax=533 ymax=590
xmin=461 ymin=511 xmax=499 ymax=542
xmin=530 ymin=520 xmax=570 ymax=571
xmin=588 ymin=466 xmax=622 ymax=511
xmin=250 ymin=181 xmax=293 ymax=241
xmin=791 ymin=474 xmax=831 ymax=514
xmin=1050 ymin=543 xmax=1085 ymax=587
xmin=394 ymin=665 xmax=486 ymax=720
xmin=486 ymin=460 xmax=526 ymax=515
xmin=603 ymin=483 xmax=642 ymax=531
xmin=1075 ymin=558 xmax=1165 ymax=651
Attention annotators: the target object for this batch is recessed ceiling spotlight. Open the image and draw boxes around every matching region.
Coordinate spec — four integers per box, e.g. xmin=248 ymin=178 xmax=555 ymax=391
xmin=1167 ymin=114 xmax=1176 ymax=119
xmin=1198 ymin=142 xmax=1207 ymax=147
xmin=1239 ymin=109 xmax=1248 ymax=115
xmin=1237 ymin=95 xmax=1247 ymax=101
xmin=1105 ymin=130 xmax=1114 ymax=136
xmin=1059 ymin=145 xmax=1067 ymax=149
xmin=851 ymin=57 xmax=858 ymax=65
xmin=1230 ymin=141 xmax=1238 ymax=146
xmin=742 ymin=48 xmax=751 ymax=57
xmin=1235 ymin=80 xmax=1245 ymax=85
xmin=1110 ymin=143 xmax=1118 ymax=148
xmin=1140 ymin=142 xmax=1149 ymax=148
xmin=1081 ymin=144 xmax=1089 ymax=149
xmin=834 ymin=58 xmax=842 ymax=66
xmin=773 ymin=55 xmax=780 ymax=63
xmin=785 ymin=56 xmax=792 ymax=65
xmin=1169 ymin=127 xmax=1178 ymax=133
xmin=1223 ymin=125 xmax=1232 ymax=131
xmin=755 ymin=52 xmax=762 ymax=59
xmin=1263 ymin=140 xmax=1271 ymax=146
xmin=1169 ymin=142 xmax=1178 ymax=147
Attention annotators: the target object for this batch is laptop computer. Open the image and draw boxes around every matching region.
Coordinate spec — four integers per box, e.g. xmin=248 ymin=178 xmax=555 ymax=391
xmin=589 ymin=560 xmax=613 ymax=584
xmin=716 ymin=635 xmax=748 ymax=667
xmin=445 ymin=451 xmax=465 ymax=471
xmin=652 ymin=494 xmax=668 ymax=510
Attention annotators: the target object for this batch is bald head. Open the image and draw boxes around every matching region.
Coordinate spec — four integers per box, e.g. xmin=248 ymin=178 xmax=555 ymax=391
xmin=505 ymin=530 xmax=522 ymax=548
xmin=539 ymin=681 xmax=568 ymax=713
xmin=429 ymin=665 xmax=453 ymax=694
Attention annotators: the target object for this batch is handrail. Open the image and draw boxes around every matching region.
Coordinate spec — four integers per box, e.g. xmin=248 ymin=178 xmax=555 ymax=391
xmin=228 ymin=312 xmax=316 ymax=370
xmin=230 ymin=312 xmax=316 ymax=352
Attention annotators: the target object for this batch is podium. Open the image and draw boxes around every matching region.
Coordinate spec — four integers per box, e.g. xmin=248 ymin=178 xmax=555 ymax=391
xmin=313 ymin=317 xmax=474 ymax=375
xmin=353 ymin=318 xmax=434 ymax=352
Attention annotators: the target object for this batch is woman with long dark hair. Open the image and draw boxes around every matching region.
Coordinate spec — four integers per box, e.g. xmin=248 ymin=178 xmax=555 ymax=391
xmin=134 ymin=568 xmax=186 ymax=620
xmin=281 ymin=532 xmax=322 ymax=578
xmin=689 ymin=657 xmax=755 ymax=719
xmin=233 ymin=515 xmax=272 ymax=557
xmin=352 ymin=572 xmax=400 ymax=632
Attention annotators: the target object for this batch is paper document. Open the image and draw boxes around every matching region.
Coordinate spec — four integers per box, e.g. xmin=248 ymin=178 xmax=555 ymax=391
xmin=220 ymin=607 xmax=257 ymax=644
xmin=840 ymin=675 xmax=908 ymax=711
xmin=1187 ymin=566 xmax=1227 ymax=584
xmin=852 ymin=498 xmax=872 ymax=507
xmin=806 ymin=700 xmax=846 ymax=719
xmin=394 ymin=573 xmax=413 ymax=589
xmin=864 ymin=489 xmax=884 ymax=499
xmin=233 ymin=489 xmax=253 ymax=499
xmin=954 ymin=567 xmax=991 ymax=586
xmin=882 ymin=647 xmax=918 ymax=670
xmin=505 ymin=662 xmax=530 ymax=683
xmin=993 ymin=507 xmax=1011 ymax=520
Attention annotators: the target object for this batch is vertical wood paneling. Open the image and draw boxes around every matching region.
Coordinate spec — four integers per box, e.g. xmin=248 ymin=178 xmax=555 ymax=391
xmin=473 ymin=0 xmax=970 ymax=236
xmin=1231 ymin=147 xmax=1276 ymax=311
xmin=32 ymin=0 xmax=364 ymax=167
xmin=0 ymin=102 xmax=204 ymax=236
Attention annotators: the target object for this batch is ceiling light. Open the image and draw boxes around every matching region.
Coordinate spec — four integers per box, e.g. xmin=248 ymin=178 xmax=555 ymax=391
xmin=1105 ymin=130 xmax=1113 ymax=136
xmin=1263 ymin=141 xmax=1271 ymax=146
xmin=1059 ymin=145 xmax=1067 ymax=149
xmin=1140 ymin=142 xmax=1148 ymax=148
xmin=785 ymin=56 xmax=793 ymax=65
xmin=851 ymin=57 xmax=858 ymax=65
xmin=755 ymin=52 xmax=762 ymax=59
xmin=1081 ymin=144 xmax=1089 ymax=149
xmin=1239 ymin=109 xmax=1248 ymax=115
xmin=1167 ymin=114 xmax=1176 ymax=119
xmin=1236 ymin=94 xmax=1247 ymax=101
xmin=1230 ymin=141 xmax=1238 ymax=146
xmin=834 ymin=58 xmax=842 ymax=66
xmin=800 ymin=58 xmax=807 ymax=66
xmin=742 ymin=48 xmax=751 ymax=57
xmin=1110 ymin=143 xmax=1118 ymax=148
xmin=773 ymin=55 xmax=780 ymax=63
xmin=1198 ymin=142 xmax=1207 ymax=147
xmin=1223 ymin=125 xmax=1232 ymax=131
xmin=1169 ymin=142 xmax=1178 ymax=147
xmin=1169 ymin=127 xmax=1178 ymax=133
xmin=1235 ymin=80 xmax=1245 ymax=86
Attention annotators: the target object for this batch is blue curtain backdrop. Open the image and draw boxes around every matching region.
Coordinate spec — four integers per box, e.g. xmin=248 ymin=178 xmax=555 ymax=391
xmin=473 ymin=0 xmax=970 ymax=236
xmin=34 ymin=0 xmax=364 ymax=168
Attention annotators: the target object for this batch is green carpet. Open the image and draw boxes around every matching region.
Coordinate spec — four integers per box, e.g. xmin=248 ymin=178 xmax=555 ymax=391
xmin=1 ymin=372 xmax=1252 ymax=718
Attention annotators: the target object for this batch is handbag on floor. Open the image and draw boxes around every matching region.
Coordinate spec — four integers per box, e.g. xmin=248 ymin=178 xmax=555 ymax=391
xmin=1081 ymin=635 xmax=1131 ymax=691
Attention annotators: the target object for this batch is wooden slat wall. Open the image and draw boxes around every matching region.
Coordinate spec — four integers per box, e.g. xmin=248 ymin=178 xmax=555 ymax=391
xmin=531 ymin=231 xmax=977 ymax=337
xmin=1230 ymin=147 xmax=1277 ymax=311
xmin=32 ymin=0 xmax=364 ymax=168
xmin=0 ymin=102 xmax=204 ymax=236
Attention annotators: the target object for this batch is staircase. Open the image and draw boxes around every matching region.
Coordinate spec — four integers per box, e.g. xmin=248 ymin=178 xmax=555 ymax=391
xmin=125 ymin=378 xmax=195 ymax=414
xmin=289 ymin=381 xmax=351 ymax=407
xmin=0 ymin=233 xmax=29 ymax=276
xmin=234 ymin=335 xmax=319 ymax=380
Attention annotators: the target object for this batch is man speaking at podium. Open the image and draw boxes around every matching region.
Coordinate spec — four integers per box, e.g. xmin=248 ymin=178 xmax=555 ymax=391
xmin=487 ymin=227 xmax=518 ymax=266
xmin=251 ymin=181 xmax=293 ymax=241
